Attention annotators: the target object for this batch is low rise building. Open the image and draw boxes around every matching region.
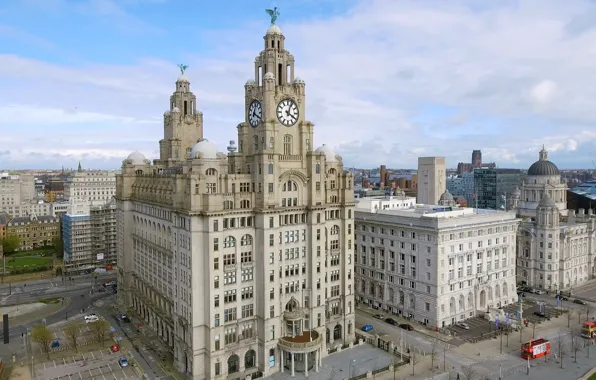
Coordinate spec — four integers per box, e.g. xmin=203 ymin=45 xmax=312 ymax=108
xmin=6 ymin=214 xmax=60 ymax=250
xmin=355 ymin=196 xmax=519 ymax=329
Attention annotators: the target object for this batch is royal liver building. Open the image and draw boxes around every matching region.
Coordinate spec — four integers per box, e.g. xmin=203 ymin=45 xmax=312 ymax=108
xmin=115 ymin=20 xmax=356 ymax=380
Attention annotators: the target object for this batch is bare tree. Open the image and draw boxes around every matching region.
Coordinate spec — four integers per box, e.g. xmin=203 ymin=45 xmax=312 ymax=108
xmin=556 ymin=332 xmax=568 ymax=369
xmin=571 ymin=330 xmax=583 ymax=363
xmin=519 ymin=320 xmax=526 ymax=342
xmin=529 ymin=321 xmax=538 ymax=339
xmin=429 ymin=340 xmax=438 ymax=370
xmin=90 ymin=319 xmax=110 ymax=346
xmin=410 ymin=348 xmax=420 ymax=376
xmin=64 ymin=321 xmax=83 ymax=353
xmin=460 ymin=364 xmax=477 ymax=380
xmin=31 ymin=324 xmax=53 ymax=360
xmin=584 ymin=305 xmax=596 ymax=321
xmin=567 ymin=309 xmax=576 ymax=328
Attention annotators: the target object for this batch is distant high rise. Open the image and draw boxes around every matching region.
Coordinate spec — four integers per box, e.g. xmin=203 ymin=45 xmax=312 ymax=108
xmin=472 ymin=150 xmax=482 ymax=167
xmin=379 ymin=165 xmax=388 ymax=187
xmin=417 ymin=157 xmax=446 ymax=204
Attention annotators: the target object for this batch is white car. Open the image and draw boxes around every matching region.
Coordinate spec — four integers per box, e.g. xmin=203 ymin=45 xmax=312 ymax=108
xmin=84 ymin=315 xmax=99 ymax=324
xmin=456 ymin=322 xmax=470 ymax=330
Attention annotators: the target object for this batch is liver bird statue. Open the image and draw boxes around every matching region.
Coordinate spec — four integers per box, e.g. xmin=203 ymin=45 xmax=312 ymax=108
xmin=266 ymin=7 xmax=280 ymax=25
xmin=178 ymin=64 xmax=188 ymax=75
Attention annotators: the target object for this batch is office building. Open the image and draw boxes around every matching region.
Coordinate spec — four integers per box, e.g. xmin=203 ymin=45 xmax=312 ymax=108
xmin=355 ymin=196 xmax=519 ymax=328
xmin=115 ymin=22 xmax=356 ymax=380
xmin=417 ymin=157 xmax=446 ymax=205
xmin=473 ymin=168 xmax=521 ymax=210
xmin=6 ymin=214 xmax=60 ymax=251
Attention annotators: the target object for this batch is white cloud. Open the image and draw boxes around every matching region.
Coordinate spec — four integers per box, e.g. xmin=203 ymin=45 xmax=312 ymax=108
xmin=3 ymin=0 xmax=596 ymax=169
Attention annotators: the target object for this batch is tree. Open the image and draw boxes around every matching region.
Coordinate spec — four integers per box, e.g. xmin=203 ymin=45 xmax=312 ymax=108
xmin=571 ymin=330 xmax=582 ymax=363
xmin=460 ymin=364 xmax=477 ymax=380
xmin=410 ymin=348 xmax=420 ymax=376
xmin=31 ymin=324 xmax=53 ymax=359
xmin=529 ymin=321 xmax=538 ymax=339
xmin=429 ymin=340 xmax=438 ymax=370
xmin=556 ymin=332 xmax=568 ymax=369
xmin=1 ymin=234 xmax=20 ymax=254
xmin=567 ymin=309 xmax=576 ymax=328
xmin=90 ymin=319 xmax=110 ymax=346
xmin=584 ymin=305 xmax=595 ymax=321
xmin=51 ymin=236 xmax=64 ymax=258
xmin=64 ymin=321 xmax=83 ymax=352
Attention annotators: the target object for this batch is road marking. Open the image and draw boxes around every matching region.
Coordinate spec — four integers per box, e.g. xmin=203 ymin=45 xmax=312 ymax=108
xmin=99 ymin=366 xmax=103 ymax=373
xmin=72 ymin=356 xmax=76 ymax=363
xmin=102 ymin=375 xmax=107 ymax=380
xmin=111 ymin=373 xmax=117 ymax=380
xmin=78 ymin=372 xmax=82 ymax=379
xmin=68 ymin=375 xmax=72 ymax=380
xmin=63 ymin=358 xmax=66 ymax=365
xmin=91 ymin=351 xmax=95 ymax=359
xmin=108 ymin=364 xmax=112 ymax=371
xmin=122 ymin=369 xmax=128 ymax=378
xmin=43 ymin=363 xmax=47 ymax=370
xmin=53 ymin=360 xmax=57 ymax=367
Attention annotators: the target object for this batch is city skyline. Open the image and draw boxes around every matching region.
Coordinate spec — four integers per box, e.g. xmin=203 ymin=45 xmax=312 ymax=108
xmin=2 ymin=0 xmax=596 ymax=169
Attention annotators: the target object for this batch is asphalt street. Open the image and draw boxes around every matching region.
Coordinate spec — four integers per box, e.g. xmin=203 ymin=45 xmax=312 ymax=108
xmin=0 ymin=272 xmax=117 ymax=306
xmin=93 ymin=299 xmax=172 ymax=379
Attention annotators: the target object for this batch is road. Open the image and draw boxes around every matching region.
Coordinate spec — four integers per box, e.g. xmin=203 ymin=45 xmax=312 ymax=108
xmin=93 ymin=298 xmax=172 ymax=379
xmin=356 ymin=313 xmax=476 ymax=367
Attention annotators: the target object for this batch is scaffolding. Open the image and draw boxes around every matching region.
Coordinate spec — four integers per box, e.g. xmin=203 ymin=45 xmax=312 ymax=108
xmin=90 ymin=200 xmax=117 ymax=270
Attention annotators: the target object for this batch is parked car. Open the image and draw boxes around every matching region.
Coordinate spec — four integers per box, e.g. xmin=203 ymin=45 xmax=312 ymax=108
xmin=85 ymin=315 xmax=99 ymax=324
xmin=574 ymin=299 xmax=587 ymax=305
xmin=534 ymin=290 xmax=545 ymax=295
xmin=118 ymin=356 xmax=129 ymax=367
xmin=534 ymin=311 xmax=546 ymax=318
xmin=558 ymin=296 xmax=569 ymax=301
xmin=120 ymin=314 xmax=131 ymax=323
xmin=517 ymin=292 xmax=526 ymax=298
xmin=399 ymin=324 xmax=414 ymax=331
xmin=456 ymin=322 xmax=470 ymax=330
xmin=385 ymin=318 xmax=398 ymax=326
xmin=373 ymin=314 xmax=383 ymax=319
xmin=361 ymin=324 xmax=374 ymax=332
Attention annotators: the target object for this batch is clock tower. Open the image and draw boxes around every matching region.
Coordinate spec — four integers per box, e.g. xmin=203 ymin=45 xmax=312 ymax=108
xmin=235 ymin=24 xmax=315 ymax=206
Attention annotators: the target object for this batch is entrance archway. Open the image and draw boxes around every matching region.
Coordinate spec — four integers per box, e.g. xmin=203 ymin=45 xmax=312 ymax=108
xmin=333 ymin=324 xmax=342 ymax=340
xmin=479 ymin=290 xmax=486 ymax=308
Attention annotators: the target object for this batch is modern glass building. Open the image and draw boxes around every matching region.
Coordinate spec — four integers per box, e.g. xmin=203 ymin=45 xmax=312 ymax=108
xmin=474 ymin=168 xmax=521 ymax=210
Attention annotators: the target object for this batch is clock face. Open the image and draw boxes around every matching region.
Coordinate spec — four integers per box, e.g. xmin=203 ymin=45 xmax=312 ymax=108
xmin=276 ymin=99 xmax=299 ymax=126
xmin=248 ymin=100 xmax=262 ymax=128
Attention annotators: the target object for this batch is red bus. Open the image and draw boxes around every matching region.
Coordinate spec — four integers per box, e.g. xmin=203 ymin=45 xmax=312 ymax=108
xmin=581 ymin=321 xmax=596 ymax=339
xmin=521 ymin=338 xmax=551 ymax=360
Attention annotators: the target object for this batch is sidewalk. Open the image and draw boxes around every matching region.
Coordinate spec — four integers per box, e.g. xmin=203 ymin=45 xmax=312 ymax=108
xmin=357 ymin=304 xmax=461 ymax=344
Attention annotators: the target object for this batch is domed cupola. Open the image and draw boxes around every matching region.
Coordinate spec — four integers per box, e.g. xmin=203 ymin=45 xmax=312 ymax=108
xmin=439 ymin=189 xmax=455 ymax=206
xmin=190 ymin=138 xmax=218 ymax=160
xmin=315 ymin=144 xmax=337 ymax=163
xmin=527 ymin=146 xmax=560 ymax=176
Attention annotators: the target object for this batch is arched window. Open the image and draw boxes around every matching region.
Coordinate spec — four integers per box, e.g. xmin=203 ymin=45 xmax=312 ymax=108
xmin=223 ymin=236 xmax=236 ymax=248
xmin=330 ymin=225 xmax=339 ymax=235
xmin=245 ymin=350 xmax=256 ymax=369
xmin=253 ymin=136 xmax=258 ymax=152
xmin=228 ymin=355 xmax=239 ymax=374
xmin=205 ymin=168 xmax=217 ymax=176
xmin=223 ymin=200 xmax=234 ymax=210
xmin=268 ymin=163 xmax=273 ymax=175
xmin=241 ymin=234 xmax=253 ymax=246
xmin=315 ymin=164 xmax=320 ymax=174
xmin=269 ymin=137 xmax=274 ymax=150
xmin=240 ymin=200 xmax=251 ymax=209
xmin=283 ymin=134 xmax=292 ymax=155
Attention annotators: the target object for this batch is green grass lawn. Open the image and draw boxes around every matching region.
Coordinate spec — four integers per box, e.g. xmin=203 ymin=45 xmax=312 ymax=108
xmin=6 ymin=256 xmax=53 ymax=268
xmin=9 ymin=248 xmax=54 ymax=258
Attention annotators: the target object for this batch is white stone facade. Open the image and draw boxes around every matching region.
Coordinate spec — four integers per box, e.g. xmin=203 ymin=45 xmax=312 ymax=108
xmin=514 ymin=147 xmax=595 ymax=291
xmin=417 ymin=157 xmax=446 ymax=205
xmin=355 ymin=198 xmax=519 ymax=329
xmin=115 ymin=24 xmax=356 ymax=380
xmin=63 ymin=170 xmax=117 ymax=206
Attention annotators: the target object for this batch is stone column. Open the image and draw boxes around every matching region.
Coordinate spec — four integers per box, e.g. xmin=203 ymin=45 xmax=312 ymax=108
xmin=291 ymin=353 xmax=295 ymax=377
xmin=304 ymin=352 xmax=309 ymax=377
xmin=280 ymin=349 xmax=284 ymax=372
xmin=315 ymin=350 xmax=319 ymax=372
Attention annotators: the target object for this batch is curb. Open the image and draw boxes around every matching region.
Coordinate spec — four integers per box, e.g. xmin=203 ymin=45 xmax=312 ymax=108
xmin=11 ymin=297 xmax=72 ymax=327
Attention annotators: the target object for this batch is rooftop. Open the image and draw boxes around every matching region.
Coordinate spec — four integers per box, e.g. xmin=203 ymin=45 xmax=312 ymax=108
xmin=569 ymin=180 xmax=596 ymax=201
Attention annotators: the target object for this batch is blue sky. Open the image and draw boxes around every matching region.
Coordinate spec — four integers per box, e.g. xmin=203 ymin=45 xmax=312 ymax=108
xmin=2 ymin=0 xmax=596 ymax=170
